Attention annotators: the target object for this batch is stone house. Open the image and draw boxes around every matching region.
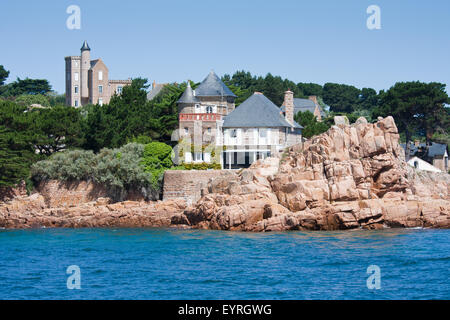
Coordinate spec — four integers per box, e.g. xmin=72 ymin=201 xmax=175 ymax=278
xmin=176 ymin=71 xmax=302 ymax=168
xmin=280 ymin=95 xmax=325 ymax=121
xmin=177 ymin=71 xmax=236 ymax=164
xmin=65 ymin=41 xmax=132 ymax=107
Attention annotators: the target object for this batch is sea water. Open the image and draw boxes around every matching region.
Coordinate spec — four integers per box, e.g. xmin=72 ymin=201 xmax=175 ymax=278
xmin=0 ymin=228 xmax=449 ymax=299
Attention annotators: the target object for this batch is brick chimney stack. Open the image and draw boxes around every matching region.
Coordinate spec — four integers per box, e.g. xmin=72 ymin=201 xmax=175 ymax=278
xmin=308 ymin=95 xmax=318 ymax=105
xmin=283 ymin=90 xmax=294 ymax=125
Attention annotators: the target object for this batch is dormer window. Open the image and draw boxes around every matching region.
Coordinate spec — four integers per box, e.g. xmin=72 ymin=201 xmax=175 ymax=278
xmin=195 ymin=104 xmax=202 ymax=113
xmin=206 ymin=106 xmax=213 ymax=114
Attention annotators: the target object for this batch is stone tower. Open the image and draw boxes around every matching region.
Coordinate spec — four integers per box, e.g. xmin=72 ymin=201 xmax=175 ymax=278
xmin=80 ymin=40 xmax=91 ymax=105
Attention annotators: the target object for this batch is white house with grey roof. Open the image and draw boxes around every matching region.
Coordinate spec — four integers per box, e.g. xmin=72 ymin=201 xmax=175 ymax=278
xmin=222 ymin=91 xmax=302 ymax=169
xmin=177 ymin=71 xmax=302 ymax=169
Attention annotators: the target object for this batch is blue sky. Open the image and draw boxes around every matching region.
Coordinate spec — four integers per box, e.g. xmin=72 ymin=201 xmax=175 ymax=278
xmin=1 ymin=0 xmax=449 ymax=94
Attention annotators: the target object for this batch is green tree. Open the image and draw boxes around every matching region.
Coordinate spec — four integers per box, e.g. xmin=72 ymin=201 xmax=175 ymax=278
xmin=294 ymin=110 xmax=330 ymax=138
xmin=297 ymin=83 xmax=323 ymax=97
xmin=0 ymin=65 xmax=9 ymax=86
xmin=141 ymin=142 xmax=173 ymax=189
xmin=30 ymin=105 xmax=85 ymax=155
xmin=15 ymin=94 xmax=50 ymax=107
xmin=0 ymin=126 xmax=34 ymax=187
xmin=83 ymin=78 xmax=182 ymax=151
xmin=374 ymin=81 xmax=449 ymax=160
xmin=322 ymin=83 xmax=361 ymax=113
xmin=0 ymin=100 xmax=37 ymax=187
xmin=1 ymin=77 xmax=52 ymax=97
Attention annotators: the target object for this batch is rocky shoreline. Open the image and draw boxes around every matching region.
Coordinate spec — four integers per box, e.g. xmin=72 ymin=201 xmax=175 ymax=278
xmin=1 ymin=116 xmax=449 ymax=231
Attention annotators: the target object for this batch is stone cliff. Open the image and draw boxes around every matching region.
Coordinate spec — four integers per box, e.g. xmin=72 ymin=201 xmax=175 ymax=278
xmin=182 ymin=116 xmax=450 ymax=231
xmin=1 ymin=116 xmax=449 ymax=230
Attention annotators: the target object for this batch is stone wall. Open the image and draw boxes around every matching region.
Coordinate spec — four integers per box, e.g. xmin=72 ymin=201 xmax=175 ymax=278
xmin=34 ymin=180 xmax=145 ymax=207
xmin=163 ymin=170 xmax=236 ymax=204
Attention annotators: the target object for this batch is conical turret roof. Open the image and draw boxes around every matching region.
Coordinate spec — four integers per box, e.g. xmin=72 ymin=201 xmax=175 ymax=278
xmin=81 ymin=40 xmax=90 ymax=51
xmin=194 ymin=71 xmax=236 ymax=98
xmin=177 ymin=82 xmax=200 ymax=104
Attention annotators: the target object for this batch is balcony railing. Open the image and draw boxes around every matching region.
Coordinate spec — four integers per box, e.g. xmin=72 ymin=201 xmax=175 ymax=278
xmin=179 ymin=113 xmax=222 ymax=121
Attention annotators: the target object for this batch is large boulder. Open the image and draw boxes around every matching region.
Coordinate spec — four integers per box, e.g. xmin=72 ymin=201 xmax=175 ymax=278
xmin=187 ymin=116 xmax=449 ymax=231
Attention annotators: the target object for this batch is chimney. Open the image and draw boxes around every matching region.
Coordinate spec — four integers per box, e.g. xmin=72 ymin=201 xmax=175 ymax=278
xmin=283 ymin=90 xmax=294 ymax=125
xmin=308 ymin=95 xmax=318 ymax=105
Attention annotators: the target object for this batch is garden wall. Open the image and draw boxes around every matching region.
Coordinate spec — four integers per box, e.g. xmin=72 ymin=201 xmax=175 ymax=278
xmin=163 ymin=170 xmax=236 ymax=204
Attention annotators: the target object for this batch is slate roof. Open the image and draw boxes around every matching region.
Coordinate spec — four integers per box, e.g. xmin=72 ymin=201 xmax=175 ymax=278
xmin=81 ymin=40 xmax=90 ymax=51
xmin=177 ymin=82 xmax=200 ymax=104
xmin=280 ymin=98 xmax=325 ymax=117
xmin=400 ymin=142 xmax=448 ymax=158
xmin=223 ymin=93 xmax=303 ymax=129
xmin=147 ymin=83 xmax=166 ymax=101
xmin=195 ymin=71 xmax=237 ymax=97
xmin=90 ymin=59 xmax=100 ymax=68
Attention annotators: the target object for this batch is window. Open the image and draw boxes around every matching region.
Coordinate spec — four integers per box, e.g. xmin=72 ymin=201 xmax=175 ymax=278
xmin=194 ymin=153 xmax=203 ymax=162
xmin=74 ymin=61 xmax=78 ymax=67
xmin=98 ymin=71 xmax=103 ymax=81
xmin=98 ymin=85 xmax=103 ymax=94
xmin=206 ymin=106 xmax=213 ymax=113
xmin=74 ymin=86 xmax=79 ymax=94
xmin=207 ymin=127 xmax=211 ymax=134
xmin=74 ymin=72 xmax=79 ymax=81
xmin=117 ymin=86 xmax=123 ymax=94
xmin=184 ymin=127 xmax=189 ymax=135
xmin=260 ymin=129 xmax=267 ymax=138
xmin=195 ymin=104 xmax=201 ymax=113
xmin=231 ymin=129 xmax=237 ymax=138
xmin=74 ymin=100 xmax=78 ymax=107
xmin=414 ymin=161 xmax=418 ymax=169
xmin=98 ymin=98 xmax=103 ymax=106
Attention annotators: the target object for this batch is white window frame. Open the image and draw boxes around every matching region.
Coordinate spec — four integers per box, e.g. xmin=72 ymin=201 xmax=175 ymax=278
xmin=98 ymin=85 xmax=103 ymax=94
xmin=98 ymin=98 xmax=103 ymax=106
xmin=74 ymin=85 xmax=79 ymax=94
xmin=193 ymin=152 xmax=203 ymax=163
xmin=74 ymin=72 xmax=79 ymax=81
xmin=117 ymin=86 xmax=123 ymax=94
xmin=74 ymin=100 xmax=78 ymax=107
xmin=98 ymin=71 xmax=103 ymax=81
